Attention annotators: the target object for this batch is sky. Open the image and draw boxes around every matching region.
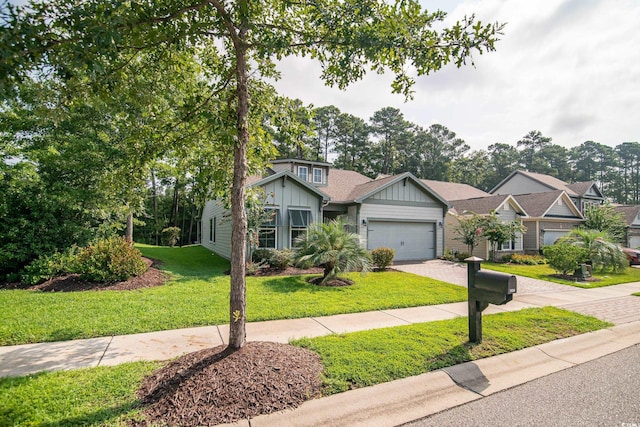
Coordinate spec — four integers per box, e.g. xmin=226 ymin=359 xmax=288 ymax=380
xmin=271 ymin=0 xmax=640 ymax=152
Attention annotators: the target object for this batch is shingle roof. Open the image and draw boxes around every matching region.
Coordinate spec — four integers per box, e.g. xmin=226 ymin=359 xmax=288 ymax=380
xmin=421 ymin=180 xmax=491 ymax=202
xmin=566 ymin=181 xmax=597 ymax=196
xmin=451 ymin=195 xmax=514 ymax=215
xmin=322 ymin=168 xmax=373 ymax=202
xmin=513 ymin=191 xmax=576 ymax=218
xmin=614 ymin=205 xmax=640 ymax=225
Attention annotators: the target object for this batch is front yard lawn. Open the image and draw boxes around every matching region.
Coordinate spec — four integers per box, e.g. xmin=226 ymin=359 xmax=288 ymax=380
xmin=0 ymin=307 xmax=609 ymax=427
xmin=0 ymin=245 xmax=466 ymax=346
xmin=481 ymin=262 xmax=640 ymax=288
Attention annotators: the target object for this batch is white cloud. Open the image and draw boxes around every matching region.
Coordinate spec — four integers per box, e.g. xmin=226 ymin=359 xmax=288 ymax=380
xmin=272 ymin=0 xmax=640 ymax=151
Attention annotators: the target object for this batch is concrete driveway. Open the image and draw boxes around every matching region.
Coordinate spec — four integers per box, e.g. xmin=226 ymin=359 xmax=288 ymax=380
xmin=393 ymin=260 xmax=572 ymax=295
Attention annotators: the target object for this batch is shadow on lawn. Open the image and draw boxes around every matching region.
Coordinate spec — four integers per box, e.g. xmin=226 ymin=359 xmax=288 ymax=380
xmin=256 ymin=275 xmax=348 ymax=293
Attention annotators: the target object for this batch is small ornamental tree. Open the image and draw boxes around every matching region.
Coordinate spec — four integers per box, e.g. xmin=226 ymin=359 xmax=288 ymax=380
xmin=480 ymin=213 xmax=527 ymax=261
xmin=245 ymin=189 xmax=276 ymax=263
xmin=452 ymin=213 xmax=484 ymax=255
xmin=295 ymin=218 xmax=371 ymax=285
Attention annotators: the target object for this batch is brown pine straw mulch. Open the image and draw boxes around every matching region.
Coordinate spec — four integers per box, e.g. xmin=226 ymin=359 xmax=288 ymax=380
xmin=133 ymin=341 xmax=323 ymax=427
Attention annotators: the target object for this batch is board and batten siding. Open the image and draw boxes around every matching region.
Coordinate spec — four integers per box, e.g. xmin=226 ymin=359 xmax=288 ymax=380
xmin=359 ymin=204 xmax=443 ymax=257
xmin=494 ymin=174 xmax=550 ymax=195
xmin=546 ymin=198 xmax=577 ymax=217
xmin=201 ymin=200 xmax=233 ymax=259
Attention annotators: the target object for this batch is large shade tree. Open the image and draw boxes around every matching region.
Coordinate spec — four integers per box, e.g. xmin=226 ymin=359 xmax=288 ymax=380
xmin=1 ymin=0 xmax=504 ymax=349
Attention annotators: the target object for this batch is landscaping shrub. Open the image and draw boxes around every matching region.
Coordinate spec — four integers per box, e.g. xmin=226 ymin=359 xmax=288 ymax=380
xmin=455 ymin=252 xmax=471 ymax=262
xmin=501 ymin=253 xmax=513 ymax=263
xmin=440 ymin=248 xmax=456 ymax=262
xmin=20 ymin=247 xmax=79 ymax=285
xmin=543 ymin=243 xmax=588 ymax=277
xmin=252 ymin=249 xmax=272 ymax=264
xmin=75 ymin=237 xmax=147 ymax=282
xmin=510 ymin=253 xmax=547 ymax=265
xmin=268 ymin=249 xmax=295 ymax=270
xmin=161 ymin=227 xmax=181 ymax=247
xmin=371 ymin=247 xmax=395 ymax=270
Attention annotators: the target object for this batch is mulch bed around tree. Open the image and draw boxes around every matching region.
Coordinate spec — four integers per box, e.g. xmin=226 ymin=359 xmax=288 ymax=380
xmin=134 ymin=341 xmax=323 ymax=426
xmin=0 ymin=258 xmax=168 ymax=292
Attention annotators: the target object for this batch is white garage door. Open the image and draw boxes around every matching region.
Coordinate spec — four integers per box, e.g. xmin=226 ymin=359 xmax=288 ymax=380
xmin=543 ymin=230 xmax=569 ymax=246
xmin=367 ymin=221 xmax=436 ymax=261
xmin=630 ymin=236 xmax=640 ymax=249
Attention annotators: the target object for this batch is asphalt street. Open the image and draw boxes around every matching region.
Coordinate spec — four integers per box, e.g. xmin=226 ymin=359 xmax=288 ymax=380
xmin=401 ymin=344 xmax=640 ymax=427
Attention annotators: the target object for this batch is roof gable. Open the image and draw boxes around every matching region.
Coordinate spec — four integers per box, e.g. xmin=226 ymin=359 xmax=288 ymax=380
xmin=614 ymin=205 xmax=640 ymax=226
xmin=513 ymin=191 xmax=582 ymax=219
xmin=351 ymin=173 xmax=449 ymax=207
xmin=491 ymin=170 xmax=579 ymax=196
xmin=250 ymin=170 xmax=329 ymax=200
xmin=451 ymin=194 xmax=527 ymax=216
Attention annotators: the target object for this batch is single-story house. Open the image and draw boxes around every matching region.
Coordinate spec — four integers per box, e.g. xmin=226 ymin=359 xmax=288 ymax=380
xmin=445 ymin=194 xmax=527 ymax=259
xmin=491 ymin=170 xmax=604 ymax=214
xmin=614 ymin=205 xmax=640 ymax=248
xmin=201 ymin=159 xmax=450 ymax=261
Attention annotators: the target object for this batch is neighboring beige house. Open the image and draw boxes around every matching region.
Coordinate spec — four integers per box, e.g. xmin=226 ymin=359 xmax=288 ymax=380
xmin=491 ymin=170 xmax=605 ymax=213
xmin=614 ymin=205 xmax=640 ymax=248
xmin=445 ymin=194 xmax=527 ymax=259
xmin=202 ymin=159 xmax=450 ymax=261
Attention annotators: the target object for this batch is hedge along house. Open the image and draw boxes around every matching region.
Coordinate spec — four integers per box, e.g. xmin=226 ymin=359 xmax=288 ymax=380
xmin=511 ymin=190 xmax=584 ymax=252
xmin=201 ymin=159 xmax=450 ymax=262
xmin=445 ymin=194 xmax=527 ymax=259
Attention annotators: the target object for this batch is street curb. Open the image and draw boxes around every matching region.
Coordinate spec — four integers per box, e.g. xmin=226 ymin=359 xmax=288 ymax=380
xmin=229 ymin=321 xmax=640 ymax=427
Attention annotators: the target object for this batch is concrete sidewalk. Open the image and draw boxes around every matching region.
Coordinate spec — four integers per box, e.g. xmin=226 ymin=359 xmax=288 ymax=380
xmin=2 ymin=263 xmax=640 ymax=426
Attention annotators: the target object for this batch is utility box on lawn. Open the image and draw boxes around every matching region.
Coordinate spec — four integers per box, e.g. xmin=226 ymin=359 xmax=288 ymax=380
xmin=465 ymin=257 xmax=517 ymax=343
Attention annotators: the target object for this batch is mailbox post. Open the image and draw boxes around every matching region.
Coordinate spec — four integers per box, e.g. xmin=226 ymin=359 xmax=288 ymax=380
xmin=465 ymin=257 xmax=517 ymax=343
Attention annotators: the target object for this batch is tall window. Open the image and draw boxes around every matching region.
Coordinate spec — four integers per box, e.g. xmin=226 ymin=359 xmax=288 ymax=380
xmin=209 ymin=218 xmax=213 ymax=242
xmin=289 ymin=209 xmax=311 ymax=246
xmin=501 ymin=232 xmax=523 ymax=251
xmin=313 ymin=168 xmax=323 ymax=184
xmin=258 ymin=208 xmax=280 ymax=249
xmin=213 ymin=217 xmax=216 ymax=242
xmin=297 ymin=166 xmax=308 ymax=181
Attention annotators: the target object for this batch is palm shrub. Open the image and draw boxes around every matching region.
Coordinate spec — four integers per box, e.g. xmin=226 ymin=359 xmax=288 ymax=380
xmin=558 ymin=229 xmax=627 ymax=272
xmin=295 ymin=218 xmax=371 ymax=285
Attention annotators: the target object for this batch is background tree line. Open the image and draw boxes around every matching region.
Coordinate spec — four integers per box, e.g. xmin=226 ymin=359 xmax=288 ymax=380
xmin=295 ymin=105 xmax=640 ymax=204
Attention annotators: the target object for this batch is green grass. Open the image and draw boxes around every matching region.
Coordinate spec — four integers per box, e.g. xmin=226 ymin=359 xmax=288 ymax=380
xmin=0 ymin=361 xmax=161 ymax=427
xmin=292 ymin=307 xmax=611 ymax=394
xmin=481 ymin=262 xmax=640 ymax=288
xmin=0 ymin=245 xmax=466 ymax=346
xmin=0 ymin=308 xmax=610 ymax=426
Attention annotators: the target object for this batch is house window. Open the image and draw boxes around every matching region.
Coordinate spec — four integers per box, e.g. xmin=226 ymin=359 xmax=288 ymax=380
xmin=213 ymin=217 xmax=217 ymax=242
xmin=313 ymin=168 xmax=323 ymax=184
xmin=258 ymin=208 xmax=280 ymax=249
xmin=297 ymin=166 xmax=308 ymax=181
xmin=209 ymin=218 xmax=214 ymax=242
xmin=501 ymin=232 xmax=523 ymax=251
xmin=289 ymin=209 xmax=311 ymax=246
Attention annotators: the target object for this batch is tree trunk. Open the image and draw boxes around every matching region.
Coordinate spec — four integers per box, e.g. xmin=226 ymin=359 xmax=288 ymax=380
xmin=125 ymin=211 xmax=134 ymax=243
xmin=151 ymin=169 xmax=159 ymax=246
xmin=228 ymin=14 xmax=250 ymax=350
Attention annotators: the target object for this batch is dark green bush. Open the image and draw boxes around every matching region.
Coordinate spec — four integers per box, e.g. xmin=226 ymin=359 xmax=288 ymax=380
xmin=75 ymin=237 xmax=147 ymax=283
xmin=440 ymin=249 xmax=456 ymax=262
xmin=252 ymin=249 xmax=272 ymax=264
xmin=544 ymin=244 xmax=588 ymax=277
xmin=21 ymin=247 xmax=79 ymax=285
xmin=268 ymin=249 xmax=295 ymax=270
xmin=455 ymin=252 xmax=471 ymax=262
xmin=371 ymin=247 xmax=395 ymax=270
xmin=501 ymin=254 xmax=513 ymax=263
